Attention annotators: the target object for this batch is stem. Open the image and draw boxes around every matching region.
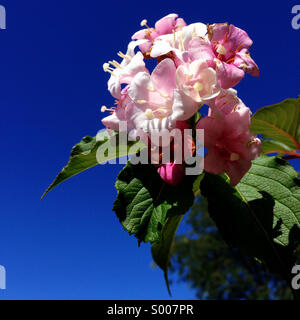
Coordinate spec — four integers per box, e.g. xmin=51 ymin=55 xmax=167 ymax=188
xmin=283 ymin=154 xmax=300 ymax=160
xmin=267 ymin=150 xmax=300 ymax=160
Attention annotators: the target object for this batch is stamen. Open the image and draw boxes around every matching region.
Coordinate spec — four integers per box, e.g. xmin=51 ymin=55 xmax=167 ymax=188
xmin=103 ymin=63 xmax=114 ymax=75
xmin=117 ymin=51 xmax=130 ymax=60
xmin=140 ymin=19 xmax=152 ymax=33
xmin=216 ymin=44 xmax=227 ymax=55
xmin=173 ymin=30 xmax=176 ymax=47
xmin=137 ymin=100 xmax=147 ymax=104
xmin=235 ymin=43 xmax=245 ymax=54
xmin=103 ymin=63 xmax=111 ymax=71
xmin=214 ymin=58 xmax=222 ymax=69
xmin=248 ymin=137 xmax=259 ymax=147
xmin=140 ymin=19 xmax=149 ymax=27
xmin=158 ymin=92 xmax=169 ymax=99
xmin=155 ymin=108 xmax=168 ymax=115
xmin=178 ymin=28 xmax=184 ymax=51
xmin=239 ymin=63 xmax=248 ymax=70
xmin=145 ymin=109 xmax=154 ymax=119
xmin=232 ymin=103 xmax=241 ymax=112
xmin=101 ymin=105 xmax=117 ymax=113
xmin=137 ymin=98 xmax=171 ymax=110
xmin=193 ymin=82 xmax=203 ymax=91
xmin=226 ymin=57 xmax=236 ymax=64
xmin=109 ymin=60 xmax=122 ymax=69
xmin=147 ymin=87 xmax=169 ymax=99
xmin=192 ymin=25 xmax=197 ymax=39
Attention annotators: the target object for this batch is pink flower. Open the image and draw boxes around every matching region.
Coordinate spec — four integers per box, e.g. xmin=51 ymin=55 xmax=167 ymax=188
xmin=103 ymin=40 xmax=148 ymax=99
xmin=208 ymin=88 xmax=249 ymax=117
xmin=196 ymin=109 xmax=261 ymax=186
xmin=155 ymin=120 xmax=194 ymax=186
xmin=157 ymin=161 xmax=185 ymax=186
xmin=189 ymin=23 xmax=259 ymax=89
xmin=101 ymin=86 xmax=147 ymax=143
xmin=132 ymin=14 xmax=187 ymax=54
xmin=150 ymin=23 xmax=207 ymax=65
xmin=127 ymin=58 xmax=198 ymax=136
xmin=102 ymin=58 xmax=199 ymax=144
xmin=101 ymin=15 xmax=261 ymax=187
xmin=176 ymin=59 xmax=220 ymax=103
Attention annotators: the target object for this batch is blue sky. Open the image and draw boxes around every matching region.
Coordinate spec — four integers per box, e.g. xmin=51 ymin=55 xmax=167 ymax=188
xmin=0 ymin=0 xmax=299 ymax=300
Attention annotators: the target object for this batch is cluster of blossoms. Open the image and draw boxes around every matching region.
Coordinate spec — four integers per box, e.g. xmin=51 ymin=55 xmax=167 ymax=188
xmin=101 ymin=14 xmax=262 ymax=186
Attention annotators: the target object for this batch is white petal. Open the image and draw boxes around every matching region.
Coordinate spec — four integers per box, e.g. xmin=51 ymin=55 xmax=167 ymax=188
xmin=181 ymin=23 xmax=207 ymax=50
xmin=171 ymin=89 xmax=199 ymax=121
xmin=102 ymin=113 xmax=121 ymax=131
xmin=126 ymin=39 xmax=148 ymax=58
xmin=107 ymin=74 xmax=121 ymax=99
xmin=128 ymin=72 xmax=151 ymax=102
xmin=150 ymin=40 xmax=173 ymax=58
xmin=121 ymin=52 xmax=147 ymax=82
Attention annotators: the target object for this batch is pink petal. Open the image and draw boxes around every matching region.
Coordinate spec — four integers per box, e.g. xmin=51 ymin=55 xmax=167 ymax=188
xmin=204 ymin=147 xmax=226 ymax=175
xmin=208 ymin=23 xmax=253 ymax=61
xmin=151 ymin=58 xmax=177 ymax=97
xmin=234 ymin=48 xmax=259 ymax=77
xmin=157 ymin=162 xmax=185 ymax=186
xmin=131 ymin=30 xmax=157 ymax=53
xmin=132 ymin=29 xmax=148 ymax=40
xmin=225 ymin=158 xmax=252 ymax=186
xmin=216 ymin=60 xmax=245 ymax=89
xmin=173 ymin=121 xmax=194 ymax=162
xmin=231 ymin=134 xmax=261 ymax=161
xmin=196 ymin=116 xmax=225 ymax=148
xmin=175 ymin=65 xmax=188 ymax=88
xmin=138 ymin=41 xmax=153 ymax=54
xmin=175 ymin=18 xmax=187 ymax=28
xmin=102 ymin=110 xmax=124 ymax=131
xmin=155 ymin=14 xmax=178 ymax=35
xmin=188 ymin=38 xmax=215 ymax=66
xmin=171 ymin=89 xmax=199 ymax=121
xmin=208 ymin=88 xmax=239 ymax=116
xmin=224 ymin=108 xmax=251 ymax=138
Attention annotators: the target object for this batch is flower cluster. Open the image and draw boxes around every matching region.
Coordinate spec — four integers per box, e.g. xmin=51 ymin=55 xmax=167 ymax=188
xmin=101 ymin=14 xmax=261 ymax=186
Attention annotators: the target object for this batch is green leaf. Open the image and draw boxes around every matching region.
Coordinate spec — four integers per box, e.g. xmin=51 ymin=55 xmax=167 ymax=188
xmin=251 ymin=97 xmax=300 ymax=153
xmin=113 ymin=161 xmax=196 ymax=244
xmin=42 ymin=131 xmax=145 ymax=199
xmin=261 ymin=140 xmax=295 ymax=154
xmin=192 ymin=173 xmax=205 ymax=196
xmin=200 ymin=155 xmax=300 ymax=296
xmin=151 ymin=214 xmax=183 ymax=295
